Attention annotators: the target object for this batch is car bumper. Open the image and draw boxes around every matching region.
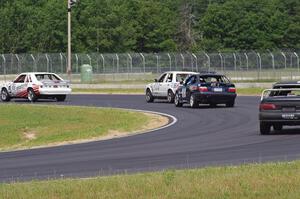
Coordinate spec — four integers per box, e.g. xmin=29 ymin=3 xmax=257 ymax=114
xmin=39 ymin=88 xmax=72 ymax=95
xmin=193 ymin=92 xmax=236 ymax=104
xmin=259 ymin=112 xmax=300 ymax=125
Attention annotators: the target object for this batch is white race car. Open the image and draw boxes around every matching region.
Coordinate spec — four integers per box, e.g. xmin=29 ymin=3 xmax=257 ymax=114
xmin=1 ymin=72 xmax=72 ymax=102
xmin=145 ymin=71 xmax=198 ymax=103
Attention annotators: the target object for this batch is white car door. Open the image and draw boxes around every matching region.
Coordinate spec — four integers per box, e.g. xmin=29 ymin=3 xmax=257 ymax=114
xmin=11 ymin=74 xmax=27 ymax=97
xmin=152 ymin=73 xmax=167 ymax=96
xmin=159 ymin=72 xmax=173 ymax=97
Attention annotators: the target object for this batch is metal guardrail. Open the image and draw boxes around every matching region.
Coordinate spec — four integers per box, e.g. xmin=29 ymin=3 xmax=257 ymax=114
xmin=0 ymin=51 xmax=299 ymax=81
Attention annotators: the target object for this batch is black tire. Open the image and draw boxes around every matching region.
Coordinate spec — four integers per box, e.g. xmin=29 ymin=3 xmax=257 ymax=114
xmin=167 ymin=90 xmax=175 ymax=103
xmin=1 ymin=88 xmax=11 ymax=102
xmin=189 ymin=94 xmax=199 ymax=108
xmin=174 ymin=92 xmax=183 ymax=107
xmin=27 ymin=88 xmax=37 ymax=102
xmin=273 ymin=124 xmax=283 ymax=131
xmin=146 ymin=89 xmax=154 ymax=103
xmin=260 ymin=122 xmax=271 ymax=135
xmin=226 ymin=100 xmax=235 ymax=107
xmin=56 ymin=95 xmax=66 ymax=102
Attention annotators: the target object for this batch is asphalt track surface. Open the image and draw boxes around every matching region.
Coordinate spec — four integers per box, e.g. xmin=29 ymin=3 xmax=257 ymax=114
xmin=1 ymin=94 xmax=300 ymax=182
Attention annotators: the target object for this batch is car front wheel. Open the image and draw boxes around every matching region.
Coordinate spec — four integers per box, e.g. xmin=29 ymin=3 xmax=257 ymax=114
xmin=146 ymin=89 xmax=154 ymax=103
xmin=1 ymin=89 xmax=11 ymax=102
xmin=260 ymin=122 xmax=271 ymax=135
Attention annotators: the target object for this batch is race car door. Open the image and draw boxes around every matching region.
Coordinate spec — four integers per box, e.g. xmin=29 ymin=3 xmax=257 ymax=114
xmin=159 ymin=73 xmax=173 ymax=96
xmin=152 ymin=73 xmax=167 ymax=96
xmin=11 ymin=74 xmax=27 ymax=97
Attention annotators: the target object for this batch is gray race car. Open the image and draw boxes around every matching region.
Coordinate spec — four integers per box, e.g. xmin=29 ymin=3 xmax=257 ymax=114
xmin=259 ymin=81 xmax=300 ymax=134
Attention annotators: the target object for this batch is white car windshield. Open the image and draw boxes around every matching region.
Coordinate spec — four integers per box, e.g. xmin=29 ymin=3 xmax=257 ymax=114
xmin=35 ymin=74 xmax=61 ymax=81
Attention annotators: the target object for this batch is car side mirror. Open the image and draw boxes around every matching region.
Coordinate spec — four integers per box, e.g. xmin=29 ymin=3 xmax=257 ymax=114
xmin=154 ymin=79 xmax=158 ymax=82
xmin=180 ymin=80 xmax=184 ymax=85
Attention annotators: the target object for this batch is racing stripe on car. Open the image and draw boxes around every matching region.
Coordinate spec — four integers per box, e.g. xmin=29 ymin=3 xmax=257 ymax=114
xmin=16 ymin=89 xmax=28 ymax=97
xmin=33 ymin=85 xmax=40 ymax=95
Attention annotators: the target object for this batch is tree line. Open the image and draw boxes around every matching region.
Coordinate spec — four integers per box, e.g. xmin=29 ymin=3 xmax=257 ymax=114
xmin=0 ymin=0 xmax=299 ymax=53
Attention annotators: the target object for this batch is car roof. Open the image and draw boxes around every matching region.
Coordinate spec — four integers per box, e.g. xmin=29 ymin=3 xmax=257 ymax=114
xmin=19 ymin=72 xmax=57 ymax=75
xmin=273 ymin=81 xmax=300 ymax=88
xmin=164 ymin=71 xmax=198 ymax=74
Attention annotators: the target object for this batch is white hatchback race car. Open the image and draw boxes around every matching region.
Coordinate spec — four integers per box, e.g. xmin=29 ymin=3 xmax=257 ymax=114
xmin=145 ymin=71 xmax=198 ymax=103
xmin=1 ymin=72 xmax=72 ymax=102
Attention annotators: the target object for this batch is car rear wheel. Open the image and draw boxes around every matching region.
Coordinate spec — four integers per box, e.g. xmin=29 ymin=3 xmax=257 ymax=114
xmin=226 ymin=100 xmax=235 ymax=107
xmin=1 ymin=88 xmax=11 ymax=102
xmin=273 ymin=124 xmax=283 ymax=131
xmin=260 ymin=122 xmax=271 ymax=135
xmin=190 ymin=94 xmax=198 ymax=108
xmin=28 ymin=89 xmax=37 ymax=102
xmin=167 ymin=90 xmax=175 ymax=103
xmin=174 ymin=93 xmax=183 ymax=107
xmin=56 ymin=95 xmax=66 ymax=102
xmin=146 ymin=89 xmax=154 ymax=103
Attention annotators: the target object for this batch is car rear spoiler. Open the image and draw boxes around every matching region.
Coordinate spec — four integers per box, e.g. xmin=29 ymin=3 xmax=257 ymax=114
xmin=261 ymin=88 xmax=300 ymax=101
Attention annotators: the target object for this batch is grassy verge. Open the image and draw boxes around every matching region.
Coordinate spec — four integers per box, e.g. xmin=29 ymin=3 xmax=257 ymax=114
xmin=237 ymin=87 xmax=267 ymax=96
xmin=0 ymin=104 xmax=156 ymax=151
xmin=1 ymin=161 xmax=300 ymax=198
xmin=72 ymin=87 xmax=266 ymax=96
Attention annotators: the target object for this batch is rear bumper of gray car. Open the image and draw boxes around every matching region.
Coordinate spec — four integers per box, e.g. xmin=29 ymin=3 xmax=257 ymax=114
xmin=259 ymin=112 xmax=300 ymax=125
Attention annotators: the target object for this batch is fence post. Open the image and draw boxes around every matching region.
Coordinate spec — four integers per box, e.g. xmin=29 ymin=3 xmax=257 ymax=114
xmin=140 ymin=53 xmax=145 ymax=73
xmin=218 ymin=53 xmax=223 ymax=71
xmin=87 ymin=54 xmax=92 ymax=66
xmin=294 ymin=52 xmax=299 ymax=72
xmin=127 ymin=53 xmax=132 ymax=73
xmin=167 ymin=53 xmax=172 ymax=71
xmin=244 ymin=53 xmax=249 ymax=71
xmin=100 ymin=54 xmax=105 ymax=73
xmin=15 ymin=54 xmax=21 ymax=73
xmin=30 ymin=54 xmax=37 ymax=72
xmin=60 ymin=53 xmax=64 ymax=74
xmin=204 ymin=52 xmax=210 ymax=71
xmin=156 ymin=53 xmax=159 ymax=73
xmin=180 ymin=53 xmax=184 ymax=70
xmin=281 ymin=52 xmax=287 ymax=69
xmin=257 ymin=52 xmax=262 ymax=80
xmin=192 ymin=53 xmax=198 ymax=72
xmin=233 ymin=53 xmax=237 ymax=72
xmin=1 ymin=54 xmax=6 ymax=82
xmin=45 ymin=54 xmax=50 ymax=72
xmin=115 ymin=54 xmax=119 ymax=73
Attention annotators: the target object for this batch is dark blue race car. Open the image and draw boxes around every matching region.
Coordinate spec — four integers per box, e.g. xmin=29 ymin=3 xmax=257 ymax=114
xmin=174 ymin=73 xmax=237 ymax=108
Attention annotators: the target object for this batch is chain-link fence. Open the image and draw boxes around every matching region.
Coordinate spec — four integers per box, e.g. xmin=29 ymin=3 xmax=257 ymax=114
xmin=0 ymin=51 xmax=299 ymax=82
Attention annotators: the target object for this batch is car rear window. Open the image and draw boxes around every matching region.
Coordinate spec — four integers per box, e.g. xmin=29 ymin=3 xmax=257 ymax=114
xmin=176 ymin=74 xmax=191 ymax=82
xmin=35 ymin=74 xmax=61 ymax=81
xmin=200 ymin=75 xmax=230 ymax=83
xmin=270 ymin=89 xmax=300 ymax=97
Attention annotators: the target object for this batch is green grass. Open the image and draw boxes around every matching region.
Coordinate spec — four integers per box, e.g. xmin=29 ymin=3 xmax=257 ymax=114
xmin=0 ymin=104 xmax=150 ymax=151
xmin=237 ymin=87 xmax=267 ymax=96
xmin=1 ymin=161 xmax=300 ymax=198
